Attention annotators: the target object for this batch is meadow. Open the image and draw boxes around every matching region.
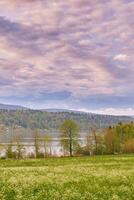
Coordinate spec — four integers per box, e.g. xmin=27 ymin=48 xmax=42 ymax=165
xmin=0 ymin=155 xmax=134 ymax=200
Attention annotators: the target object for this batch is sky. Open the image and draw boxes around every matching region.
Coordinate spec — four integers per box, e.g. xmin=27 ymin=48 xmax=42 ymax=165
xmin=0 ymin=0 xmax=134 ymax=115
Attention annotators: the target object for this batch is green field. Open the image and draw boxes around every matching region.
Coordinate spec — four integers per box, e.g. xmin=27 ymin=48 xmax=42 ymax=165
xmin=0 ymin=155 xmax=134 ymax=200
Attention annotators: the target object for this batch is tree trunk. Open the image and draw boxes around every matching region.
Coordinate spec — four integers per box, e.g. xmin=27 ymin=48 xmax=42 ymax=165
xmin=69 ymin=130 xmax=73 ymax=156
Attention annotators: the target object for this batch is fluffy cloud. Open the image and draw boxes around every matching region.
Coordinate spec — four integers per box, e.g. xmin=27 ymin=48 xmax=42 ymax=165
xmin=113 ymin=54 xmax=129 ymax=61
xmin=0 ymin=0 xmax=133 ymax=115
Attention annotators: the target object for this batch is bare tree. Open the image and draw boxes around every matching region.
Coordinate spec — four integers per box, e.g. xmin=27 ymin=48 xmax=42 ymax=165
xmin=32 ymin=129 xmax=40 ymax=158
xmin=43 ymin=134 xmax=52 ymax=157
xmin=86 ymin=132 xmax=93 ymax=155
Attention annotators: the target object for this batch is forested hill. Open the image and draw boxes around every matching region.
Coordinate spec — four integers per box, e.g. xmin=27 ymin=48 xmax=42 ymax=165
xmin=0 ymin=110 xmax=133 ymax=131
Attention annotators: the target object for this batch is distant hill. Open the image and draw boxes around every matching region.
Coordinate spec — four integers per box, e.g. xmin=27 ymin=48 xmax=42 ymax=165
xmin=0 ymin=104 xmax=133 ymax=142
xmin=42 ymin=108 xmax=85 ymax=113
xmin=0 ymin=103 xmax=28 ymax=110
xmin=0 ymin=103 xmax=133 ymax=135
xmin=0 ymin=108 xmax=133 ymax=134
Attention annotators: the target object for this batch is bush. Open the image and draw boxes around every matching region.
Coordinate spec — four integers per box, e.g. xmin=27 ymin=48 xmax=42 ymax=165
xmin=124 ymin=139 xmax=134 ymax=153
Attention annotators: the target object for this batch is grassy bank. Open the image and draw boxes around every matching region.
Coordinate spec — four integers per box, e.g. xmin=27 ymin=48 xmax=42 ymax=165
xmin=0 ymin=155 xmax=134 ymax=200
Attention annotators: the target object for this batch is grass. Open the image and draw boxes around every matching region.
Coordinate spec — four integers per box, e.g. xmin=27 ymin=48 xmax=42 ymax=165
xmin=0 ymin=155 xmax=134 ymax=200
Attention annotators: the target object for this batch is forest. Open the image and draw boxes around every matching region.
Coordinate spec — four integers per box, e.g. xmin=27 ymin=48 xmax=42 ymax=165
xmin=0 ymin=110 xmax=132 ymax=131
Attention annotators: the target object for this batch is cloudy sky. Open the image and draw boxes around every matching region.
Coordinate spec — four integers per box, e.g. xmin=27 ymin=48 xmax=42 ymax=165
xmin=0 ymin=0 xmax=134 ymax=115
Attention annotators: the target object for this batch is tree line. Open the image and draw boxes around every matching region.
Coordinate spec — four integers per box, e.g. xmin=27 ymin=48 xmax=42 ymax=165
xmin=60 ymin=120 xmax=134 ymax=156
xmin=0 ymin=120 xmax=134 ymax=158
